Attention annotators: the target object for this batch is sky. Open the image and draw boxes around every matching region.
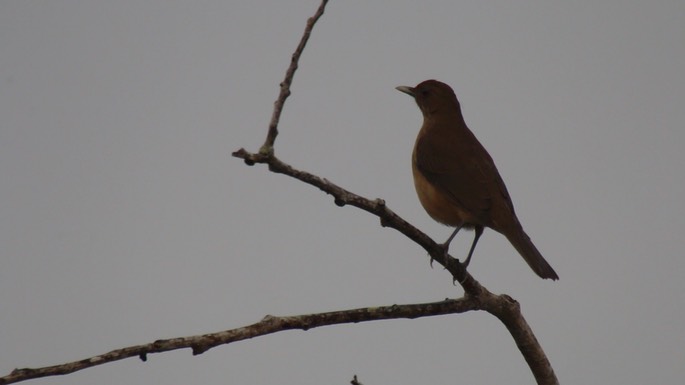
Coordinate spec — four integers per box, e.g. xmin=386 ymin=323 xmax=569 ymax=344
xmin=1 ymin=1 xmax=684 ymax=384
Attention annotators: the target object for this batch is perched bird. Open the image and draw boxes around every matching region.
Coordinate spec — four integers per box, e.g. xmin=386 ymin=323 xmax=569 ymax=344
xmin=396 ymin=80 xmax=558 ymax=280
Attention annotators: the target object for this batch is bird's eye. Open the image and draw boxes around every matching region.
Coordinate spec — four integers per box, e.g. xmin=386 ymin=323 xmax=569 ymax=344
xmin=420 ymin=89 xmax=430 ymax=97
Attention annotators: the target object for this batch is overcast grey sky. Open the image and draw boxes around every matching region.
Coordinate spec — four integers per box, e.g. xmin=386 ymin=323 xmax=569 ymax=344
xmin=1 ymin=1 xmax=684 ymax=384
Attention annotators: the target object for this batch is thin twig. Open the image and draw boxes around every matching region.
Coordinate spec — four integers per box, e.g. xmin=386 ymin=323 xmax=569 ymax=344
xmin=260 ymin=0 xmax=329 ymax=156
xmin=0 ymin=299 xmax=477 ymax=384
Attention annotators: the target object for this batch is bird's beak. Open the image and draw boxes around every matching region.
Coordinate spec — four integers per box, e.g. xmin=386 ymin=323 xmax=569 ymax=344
xmin=395 ymin=86 xmax=415 ymax=97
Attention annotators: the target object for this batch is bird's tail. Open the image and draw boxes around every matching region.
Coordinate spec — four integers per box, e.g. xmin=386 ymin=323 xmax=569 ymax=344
xmin=505 ymin=226 xmax=559 ymax=280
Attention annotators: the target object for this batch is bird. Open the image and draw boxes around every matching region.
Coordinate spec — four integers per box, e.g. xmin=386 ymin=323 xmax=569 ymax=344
xmin=396 ymin=80 xmax=558 ymax=280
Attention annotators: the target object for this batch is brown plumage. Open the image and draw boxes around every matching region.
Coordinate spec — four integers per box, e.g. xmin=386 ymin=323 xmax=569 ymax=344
xmin=396 ymin=80 xmax=558 ymax=280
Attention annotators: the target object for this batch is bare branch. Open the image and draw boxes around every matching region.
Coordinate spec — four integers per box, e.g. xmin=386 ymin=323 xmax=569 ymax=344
xmin=0 ymin=299 xmax=477 ymax=385
xmin=488 ymin=296 xmax=559 ymax=385
xmin=232 ymin=149 xmax=481 ymax=292
xmin=2 ymin=0 xmax=558 ymax=383
xmin=260 ymin=0 xmax=329 ymax=156
xmin=230 ymin=152 xmax=558 ymax=385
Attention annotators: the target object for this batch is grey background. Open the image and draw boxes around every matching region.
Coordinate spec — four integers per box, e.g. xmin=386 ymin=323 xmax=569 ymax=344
xmin=1 ymin=1 xmax=684 ymax=384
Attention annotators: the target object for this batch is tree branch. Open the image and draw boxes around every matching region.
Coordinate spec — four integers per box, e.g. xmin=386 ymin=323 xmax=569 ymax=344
xmin=0 ymin=299 xmax=477 ymax=385
xmin=232 ymin=149 xmax=479 ymax=292
xmin=260 ymin=0 xmax=328 ymax=156
xmin=2 ymin=1 xmax=558 ymax=384
xmin=230 ymin=150 xmax=558 ymax=385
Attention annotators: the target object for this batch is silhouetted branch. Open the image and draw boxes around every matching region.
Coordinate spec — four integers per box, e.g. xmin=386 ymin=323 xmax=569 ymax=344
xmin=1 ymin=1 xmax=558 ymax=384
xmin=232 ymin=149 xmax=478 ymax=292
xmin=261 ymin=0 xmax=329 ymax=155
xmin=0 ymin=299 xmax=477 ymax=384
xmin=230 ymin=151 xmax=557 ymax=385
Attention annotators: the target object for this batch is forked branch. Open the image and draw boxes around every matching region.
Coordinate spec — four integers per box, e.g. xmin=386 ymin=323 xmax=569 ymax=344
xmin=1 ymin=1 xmax=558 ymax=384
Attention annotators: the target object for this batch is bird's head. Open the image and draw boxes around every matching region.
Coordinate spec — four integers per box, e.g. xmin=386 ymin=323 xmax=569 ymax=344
xmin=396 ymin=79 xmax=461 ymax=117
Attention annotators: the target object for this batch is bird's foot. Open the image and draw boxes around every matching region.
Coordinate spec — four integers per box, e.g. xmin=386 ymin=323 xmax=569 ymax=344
xmin=438 ymin=242 xmax=452 ymax=269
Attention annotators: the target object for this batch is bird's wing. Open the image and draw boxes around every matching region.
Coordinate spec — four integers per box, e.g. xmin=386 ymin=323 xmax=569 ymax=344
xmin=414 ymin=129 xmax=508 ymax=222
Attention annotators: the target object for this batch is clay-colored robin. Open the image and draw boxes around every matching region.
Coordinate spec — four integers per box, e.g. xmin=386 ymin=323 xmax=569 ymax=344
xmin=396 ymin=80 xmax=558 ymax=280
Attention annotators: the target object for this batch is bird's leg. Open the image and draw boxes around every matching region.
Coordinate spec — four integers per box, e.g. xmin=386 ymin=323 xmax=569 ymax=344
xmin=440 ymin=224 xmax=463 ymax=257
xmin=444 ymin=225 xmax=462 ymax=248
xmin=462 ymin=225 xmax=484 ymax=268
xmin=430 ymin=225 xmax=463 ymax=268
xmin=431 ymin=223 xmax=464 ymax=267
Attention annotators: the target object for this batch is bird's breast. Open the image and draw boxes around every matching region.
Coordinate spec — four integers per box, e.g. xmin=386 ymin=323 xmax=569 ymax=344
xmin=411 ymin=159 xmax=477 ymax=227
